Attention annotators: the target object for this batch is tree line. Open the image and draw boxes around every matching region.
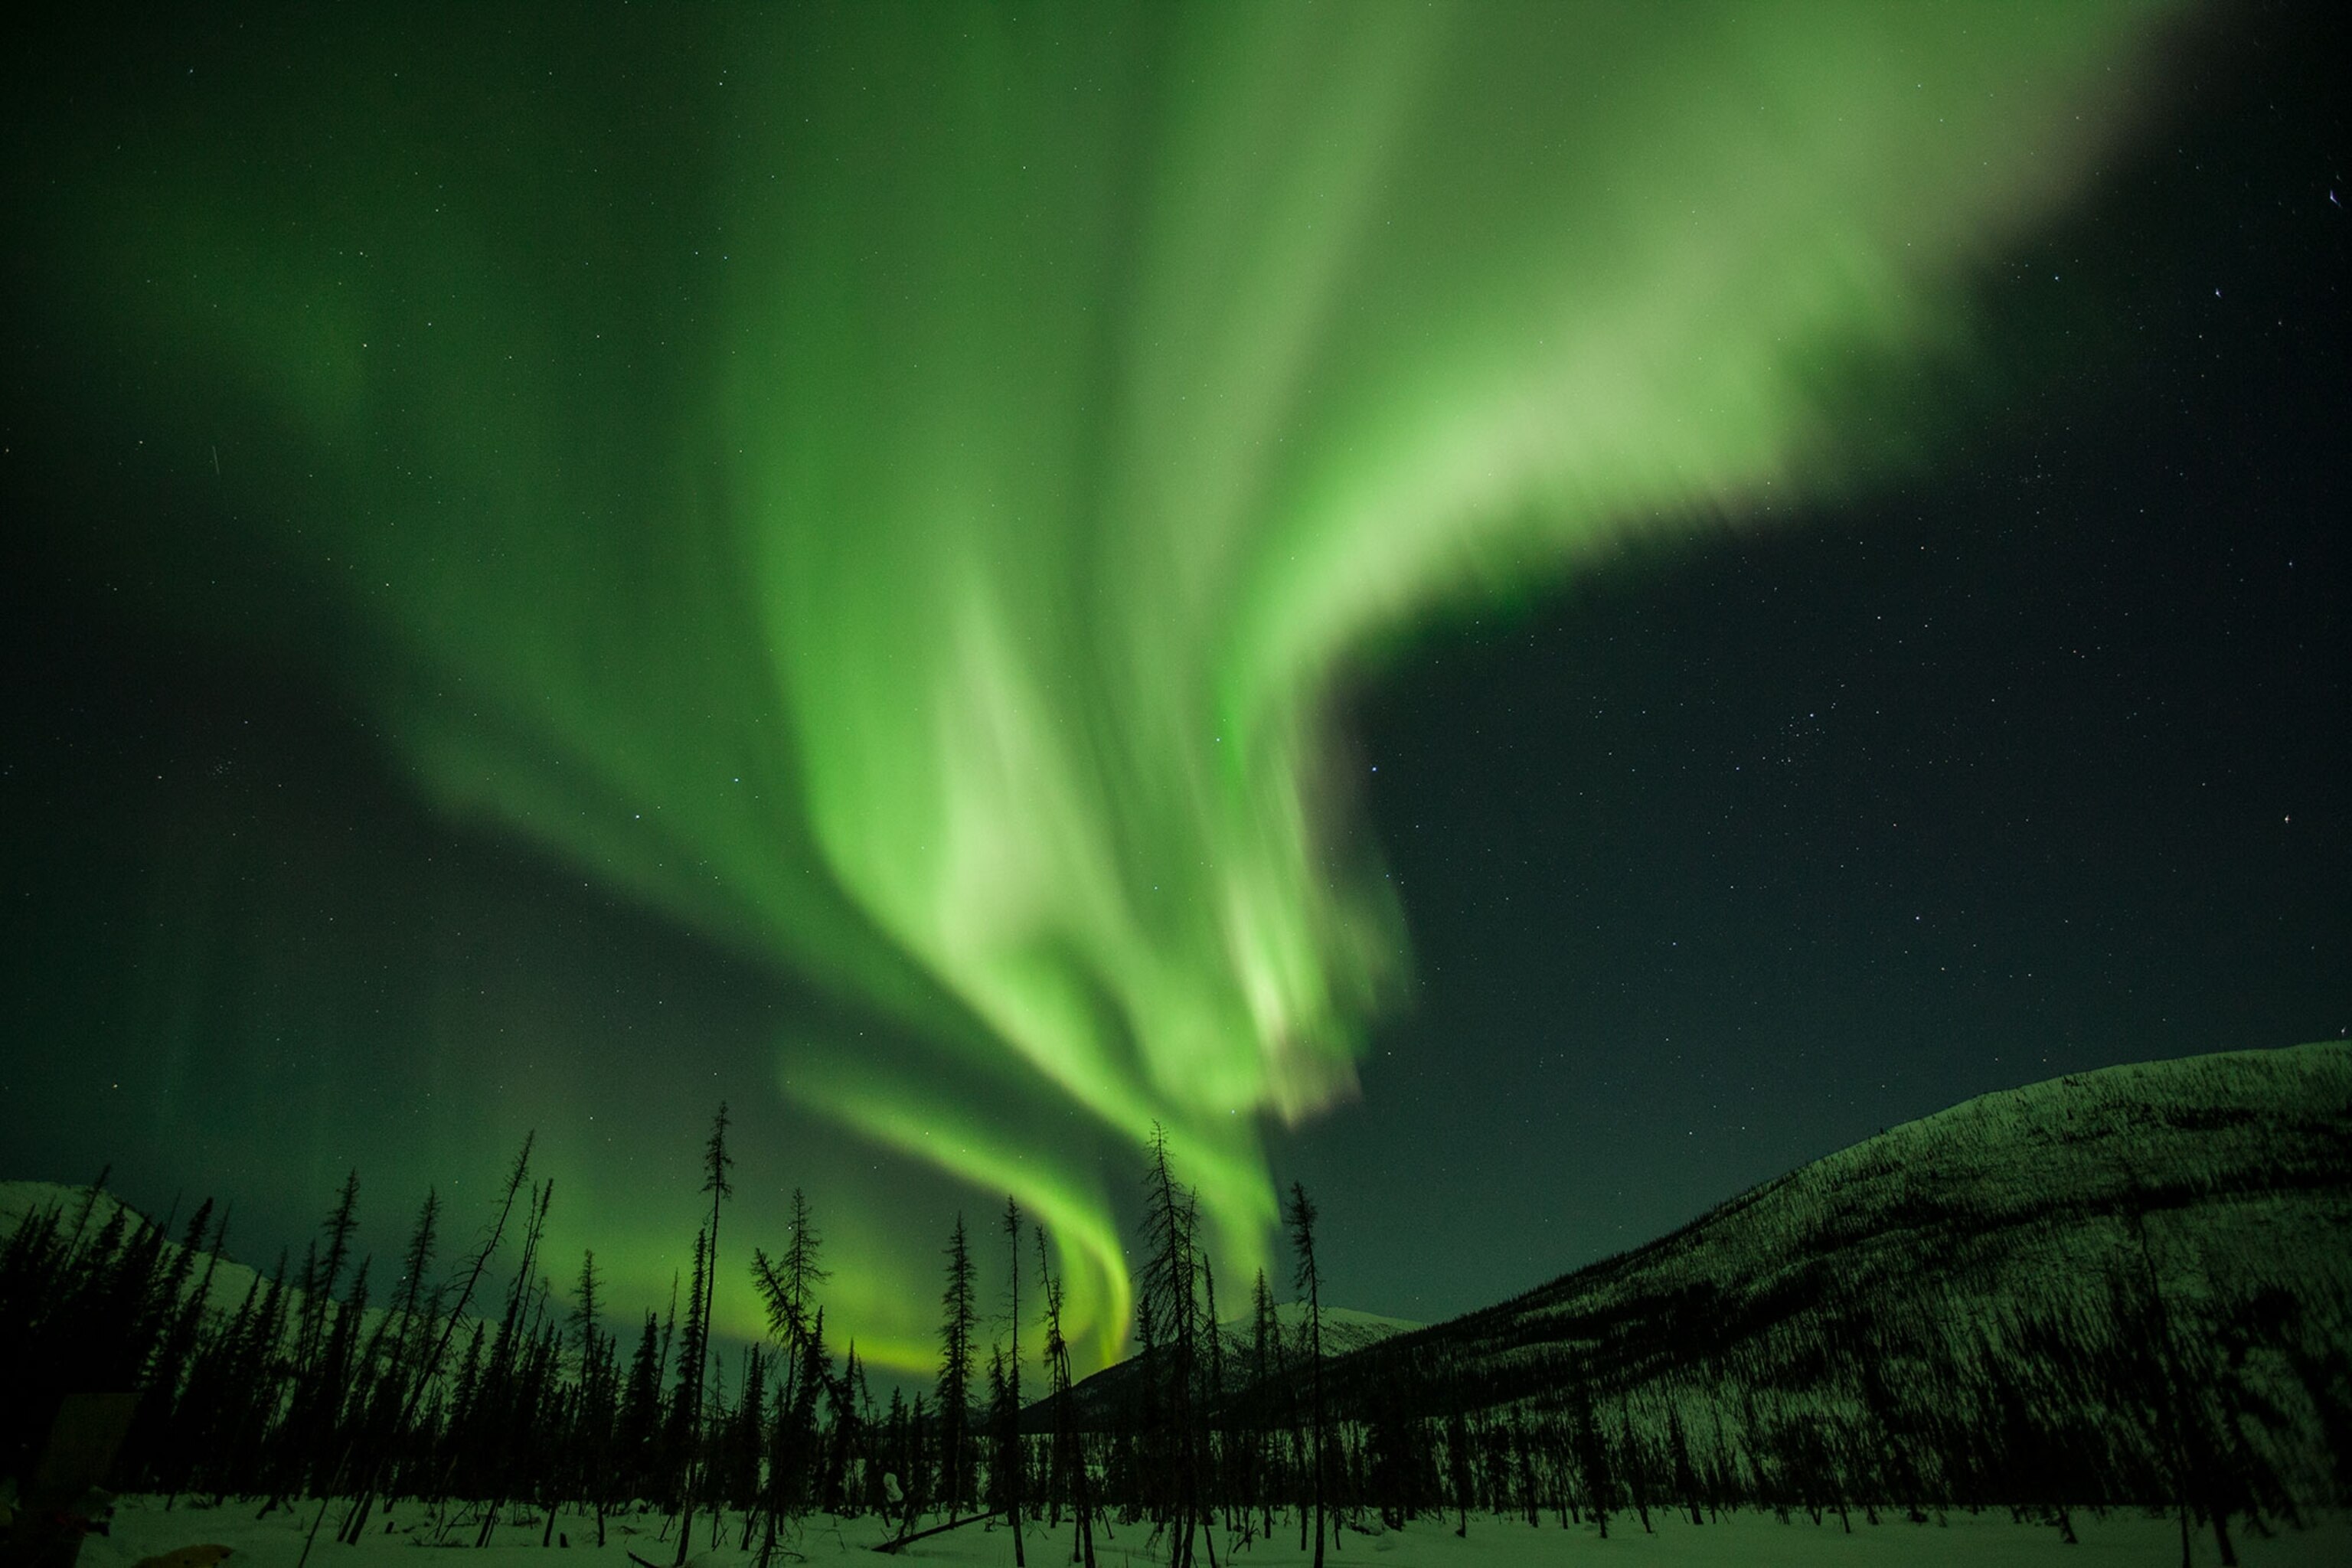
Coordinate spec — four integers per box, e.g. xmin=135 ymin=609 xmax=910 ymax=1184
xmin=0 ymin=1107 xmax=1344 ymax=1568
xmin=4 ymin=1103 xmax=2345 ymax=1568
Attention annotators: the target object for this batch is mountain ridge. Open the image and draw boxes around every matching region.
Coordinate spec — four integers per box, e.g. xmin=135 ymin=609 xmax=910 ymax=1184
xmin=1055 ymin=1040 xmax=2348 ymax=1515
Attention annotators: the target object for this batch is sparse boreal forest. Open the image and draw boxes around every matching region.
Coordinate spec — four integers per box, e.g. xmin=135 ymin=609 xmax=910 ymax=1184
xmin=4 ymin=1047 xmax=2348 ymax=1568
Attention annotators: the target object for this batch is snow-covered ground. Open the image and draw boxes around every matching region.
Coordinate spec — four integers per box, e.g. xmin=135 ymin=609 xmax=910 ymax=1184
xmin=81 ymin=1499 xmax=2350 ymax=1568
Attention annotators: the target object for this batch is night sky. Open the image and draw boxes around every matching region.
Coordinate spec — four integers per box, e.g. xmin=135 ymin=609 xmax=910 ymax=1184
xmin=1287 ymin=2 xmax=2348 ymax=1319
xmin=4 ymin=2 xmax=2344 ymax=1370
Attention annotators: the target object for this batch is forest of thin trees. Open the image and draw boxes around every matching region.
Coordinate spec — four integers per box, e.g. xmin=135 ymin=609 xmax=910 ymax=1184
xmin=2 ymin=1102 xmax=2344 ymax=1568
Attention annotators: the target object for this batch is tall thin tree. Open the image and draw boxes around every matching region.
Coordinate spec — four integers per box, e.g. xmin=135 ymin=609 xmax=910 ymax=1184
xmin=1001 ymin=1196 xmax=1026 ymax=1567
xmin=296 ymin=1171 xmax=361 ymax=1382
xmin=1285 ymin=1182 xmax=1326 ymax=1568
xmin=573 ymin=1249 xmax=614 ymax=1546
xmin=936 ymin=1214 xmax=977 ymax=1519
xmin=675 ymin=1102 xmax=733 ymax=1568
xmin=750 ymin=1186 xmax=829 ymax=1560
xmin=1141 ymin=1125 xmax=1202 ymax=1568
xmin=1035 ymin=1227 xmax=1094 ymax=1568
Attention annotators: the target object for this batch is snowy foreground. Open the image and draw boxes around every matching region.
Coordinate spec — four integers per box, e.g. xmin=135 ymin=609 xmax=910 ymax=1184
xmin=83 ymin=1501 xmax=2351 ymax=1568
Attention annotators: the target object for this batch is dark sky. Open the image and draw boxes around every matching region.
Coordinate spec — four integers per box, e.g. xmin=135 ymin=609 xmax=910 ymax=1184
xmin=2 ymin=2 xmax=2344 ymax=1355
xmin=1279 ymin=1 xmax=2347 ymax=1321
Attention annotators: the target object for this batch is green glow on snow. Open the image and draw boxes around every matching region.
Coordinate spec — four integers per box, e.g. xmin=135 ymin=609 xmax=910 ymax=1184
xmin=28 ymin=2 xmax=2174 ymax=1368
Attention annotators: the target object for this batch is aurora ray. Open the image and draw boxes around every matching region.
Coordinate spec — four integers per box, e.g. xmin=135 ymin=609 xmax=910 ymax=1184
xmin=12 ymin=1 xmax=2177 ymax=1366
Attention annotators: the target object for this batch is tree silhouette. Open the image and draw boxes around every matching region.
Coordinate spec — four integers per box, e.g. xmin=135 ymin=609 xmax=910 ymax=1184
xmin=1001 ymin=1196 xmax=1027 ymax=1567
xmin=936 ymin=1214 xmax=977 ymax=1517
xmin=1035 ymin=1225 xmax=1096 ymax=1568
xmin=671 ymin=1102 xmax=733 ymax=1565
xmin=1285 ymin=1181 xmax=1327 ymax=1568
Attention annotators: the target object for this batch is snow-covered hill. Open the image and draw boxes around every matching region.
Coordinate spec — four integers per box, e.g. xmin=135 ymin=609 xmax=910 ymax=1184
xmin=1362 ymin=1040 xmax=2350 ymax=1390
xmin=1311 ymin=1040 xmax=2351 ymax=1507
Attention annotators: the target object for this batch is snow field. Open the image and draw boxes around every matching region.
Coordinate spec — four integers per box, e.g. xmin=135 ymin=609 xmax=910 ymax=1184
xmin=81 ymin=1499 xmax=2351 ymax=1568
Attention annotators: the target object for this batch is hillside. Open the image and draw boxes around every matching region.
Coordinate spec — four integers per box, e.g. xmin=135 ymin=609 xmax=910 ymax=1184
xmin=1301 ymin=1040 xmax=2352 ymax=1508
xmin=1344 ymin=1042 xmax=2349 ymax=1389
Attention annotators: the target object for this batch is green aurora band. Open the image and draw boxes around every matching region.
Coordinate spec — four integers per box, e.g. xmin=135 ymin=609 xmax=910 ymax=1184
xmin=23 ymin=2 xmax=2175 ymax=1369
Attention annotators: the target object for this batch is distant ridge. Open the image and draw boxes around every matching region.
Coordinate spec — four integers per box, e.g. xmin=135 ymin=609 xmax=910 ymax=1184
xmin=1044 ymin=1042 xmax=2348 ymax=1511
xmin=1284 ymin=1040 xmax=2352 ymax=1509
xmin=1351 ymin=1039 xmax=2351 ymax=1400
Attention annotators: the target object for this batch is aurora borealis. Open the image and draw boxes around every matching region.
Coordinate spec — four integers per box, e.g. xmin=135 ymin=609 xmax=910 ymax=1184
xmin=5 ymin=2 xmax=2344 ymax=1374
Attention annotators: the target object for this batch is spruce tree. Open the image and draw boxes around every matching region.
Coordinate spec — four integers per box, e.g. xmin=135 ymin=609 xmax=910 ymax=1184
xmin=390 ymin=1189 xmax=442 ymax=1386
xmin=1001 ymin=1196 xmax=1026 ymax=1566
xmin=572 ymin=1250 xmax=614 ymax=1544
xmin=750 ymin=1191 xmax=828 ymax=1563
xmin=1141 ymin=1125 xmax=1202 ymax=1567
xmin=1250 ymin=1267 xmax=1289 ymax=1544
xmin=1035 ymin=1227 xmax=1094 ymax=1568
xmin=668 ymin=1228 xmax=710 ymax=1514
xmin=822 ymin=1338 xmax=862 ymax=1514
xmin=674 ymin=1102 xmax=733 ymax=1566
xmin=1201 ymin=1254 xmax=1223 ymax=1535
xmin=1285 ymin=1182 xmax=1326 ymax=1568
xmin=936 ymin=1214 xmax=977 ymax=1517
xmin=618 ymin=1312 xmax=665 ymax=1498
xmin=297 ymin=1171 xmax=360 ymax=1382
